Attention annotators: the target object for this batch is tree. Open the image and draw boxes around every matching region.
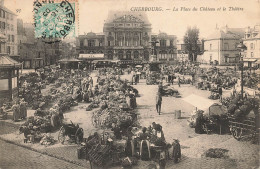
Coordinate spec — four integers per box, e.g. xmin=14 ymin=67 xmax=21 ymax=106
xmin=183 ymin=26 xmax=200 ymax=62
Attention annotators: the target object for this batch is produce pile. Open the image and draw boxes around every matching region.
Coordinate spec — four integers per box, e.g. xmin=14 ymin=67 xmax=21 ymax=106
xmin=19 ymin=115 xmax=52 ymax=142
xmin=161 ymin=84 xmax=180 ymax=97
xmin=40 ymin=134 xmax=56 ymax=146
xmin=203 ymin=148 xmax=229 ymax=159
xmin=87 ymin=76 xmax=138 ymax=111
xmin=18 ymin=69 xmax=91 ymax=143
xmin=208 ymin=92 xmax=220 ymax=100
xmin=20 ymin=72 xmax=43 ymax=106
xmin=92 ymin=107 xmax=135 ymax=129
xmin=244 ymin=74 xmax=259 ymax=89
xmin=90 ymin=75 xmax=138 ymax=129
xmin=146 ymin=72 xmax=161 ymax=85
xmin=226 ymin=96 xmax=259 ymax=118
xmin=204 ymin=68 xmax=238 ymax=89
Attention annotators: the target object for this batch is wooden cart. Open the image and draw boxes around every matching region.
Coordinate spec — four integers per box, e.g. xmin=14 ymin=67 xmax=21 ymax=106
xmin=229 ymin=116 xmax=259 ymax=142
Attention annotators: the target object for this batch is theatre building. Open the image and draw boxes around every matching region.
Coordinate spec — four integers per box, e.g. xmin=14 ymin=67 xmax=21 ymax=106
xmin=76 ymin=11 xmax=177 ymax=63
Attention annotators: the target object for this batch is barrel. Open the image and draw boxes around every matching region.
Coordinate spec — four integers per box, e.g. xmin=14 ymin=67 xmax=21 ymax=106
xmin=175 ymin=110 xmax=181 ymax=119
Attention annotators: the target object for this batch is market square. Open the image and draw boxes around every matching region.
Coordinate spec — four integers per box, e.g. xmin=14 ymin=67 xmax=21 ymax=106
xmin=0 ymin=0 xmax=259 ymax=168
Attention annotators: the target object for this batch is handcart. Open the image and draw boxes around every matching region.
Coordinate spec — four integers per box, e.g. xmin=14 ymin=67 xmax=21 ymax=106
xmin=229 ymin=112 xmax=259 ymax=142
xmin=58 ymin=121 xmax=84 ymax=144
xmin=201 ymin=104 xmax=228 ymax=134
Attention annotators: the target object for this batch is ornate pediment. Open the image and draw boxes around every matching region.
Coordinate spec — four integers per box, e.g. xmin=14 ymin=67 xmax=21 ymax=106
xmin=114 ymin=15 xmax=143 ymax=23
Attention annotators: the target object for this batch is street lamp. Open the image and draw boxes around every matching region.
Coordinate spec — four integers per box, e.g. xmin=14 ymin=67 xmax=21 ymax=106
xmin=181 ymin=51 xmax=184 ymax=65
xmin=149 ymin=37 xmax=159 ymax=61
xmin=236 ymin=41 xmax=247 ymax=100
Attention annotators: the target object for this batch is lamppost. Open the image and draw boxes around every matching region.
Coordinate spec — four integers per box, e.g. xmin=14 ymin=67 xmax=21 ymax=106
xmin=181 ymin=51 xmax=184 ymax=65
xmin=149 ymin=37 xmax=159 ymax=61
xmin=236 ymin=41 xmax=247 ymax=100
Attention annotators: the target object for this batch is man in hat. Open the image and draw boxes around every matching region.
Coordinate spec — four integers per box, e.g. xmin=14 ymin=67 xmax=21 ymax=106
xmin=156 ymin=92 xmax=162 ymax=115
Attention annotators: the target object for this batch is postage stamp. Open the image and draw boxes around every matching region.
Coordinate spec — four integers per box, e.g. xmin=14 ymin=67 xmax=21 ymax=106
xmin=33 ymin=0 xmax=78 ymax=39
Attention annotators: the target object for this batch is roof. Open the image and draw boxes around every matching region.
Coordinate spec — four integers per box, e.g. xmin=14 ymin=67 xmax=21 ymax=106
xmin=206 ymin=27 xmax=245 ymax=40
xmin=0 ymin=55 xmax=21 ymax=68
xmin=105 ymin=11 xmax=150 ymax=24
xmin=0 ymin=6 xmax=17 ymax=16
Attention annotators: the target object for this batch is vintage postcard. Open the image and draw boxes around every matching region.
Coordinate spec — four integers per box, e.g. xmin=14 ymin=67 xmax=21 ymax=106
xmin=0 ymin=0 xmax=259 ymax=168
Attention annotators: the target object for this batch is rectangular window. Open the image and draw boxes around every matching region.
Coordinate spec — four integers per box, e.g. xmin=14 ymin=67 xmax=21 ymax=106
xmin=108 ymin=41 xmax=110 ymax=46
xmin=251 ymin=52 xmax=254 ymax=57
xmin=11 ymin=25 xmax=13 ymax=31
xmin=224 ymin=43 xmax=229 ymax=50
xmin=88 ymin=40 xmax=95 ymax=47
xmin=250 ymin=43 xmax=254 ymax=50
xmin=160 ymin=40 xmax=166 ymax=47
xmin=12 ymin=35 xmax=14 ymax=42
xmin=210 ymin=44 xmax=212 ymax=50
xmin=7 ymin=23 xmax=9 ymax=30
xmin=0 ymin=10 xmax=2 ymax=17
xmin=80 ymin=40 xmax=83 ymax=47
xmin=3 ymin=11 xmax=5 ymax=18
xmin=7 ymin=46 xmax=10 ymax=54
xmin=170 ymin=40 xmax=173 ymax=46
xmin=224 ymin=55 xmax=229 ymax=63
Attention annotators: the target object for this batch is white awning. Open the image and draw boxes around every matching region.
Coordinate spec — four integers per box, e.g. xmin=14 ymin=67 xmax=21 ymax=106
xmin=243 ymin=58 xmax=257 ymax=62
xmin=182 ymin=94 xmax=217 ymax=111
xmin=79 ymin=54 xmax=104 ymax=59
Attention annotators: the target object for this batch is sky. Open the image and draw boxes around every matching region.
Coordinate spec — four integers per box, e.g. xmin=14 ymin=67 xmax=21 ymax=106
xmin=4 ymin=0 xmax=260 ymax=39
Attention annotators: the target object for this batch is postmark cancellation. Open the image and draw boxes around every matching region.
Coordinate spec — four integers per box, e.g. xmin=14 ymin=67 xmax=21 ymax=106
xmin=33 ymin=0 xmax=78 ymax=39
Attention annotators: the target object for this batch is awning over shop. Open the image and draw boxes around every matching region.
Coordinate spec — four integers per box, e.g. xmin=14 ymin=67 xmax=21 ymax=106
xmin=58 ymin=58 xmax=82 ymax=62
xmin=243 ymin=58 xmax=257 ymax=62
xmin=79 ymin=54 xmax=104 ymax=59
xmin=255 ymin=59 xmax=260 ymax=64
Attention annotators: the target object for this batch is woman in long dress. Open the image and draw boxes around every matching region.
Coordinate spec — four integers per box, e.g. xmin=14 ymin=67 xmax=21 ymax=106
xmin=12 ymin=102 xmax=20 ymax=122
xmin=20 ymin=100 xmax=27 ymax=119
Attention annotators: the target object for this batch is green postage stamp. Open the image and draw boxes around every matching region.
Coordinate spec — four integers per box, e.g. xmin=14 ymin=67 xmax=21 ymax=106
xmin=33 ymin=0 xmax=77 ymax=39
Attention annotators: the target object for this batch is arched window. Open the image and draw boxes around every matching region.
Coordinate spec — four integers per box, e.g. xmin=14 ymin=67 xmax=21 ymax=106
xmin=144 ymin=50 xmax=149 ymax=61
xmin=107 ymin=51 xmax=113 ymax=60
xmin=118 ymin=50 xmax=124 ymax=60
xmin=134 ymin=51 xmax=139 ymax=59
xmin=126 ymin=51 xmax=131 ymax=60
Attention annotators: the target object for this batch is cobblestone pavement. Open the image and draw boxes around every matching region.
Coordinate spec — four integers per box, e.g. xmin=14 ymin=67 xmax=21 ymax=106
xmin=0 ymin=139 xmax=86 ymax=169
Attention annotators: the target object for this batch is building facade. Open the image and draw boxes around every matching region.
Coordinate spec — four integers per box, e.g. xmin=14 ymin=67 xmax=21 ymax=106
xmin=17 ymin=20 xmax=70 ymax=68
xmin=0 ymin=2 xmax=17 ymax=56
xmin=76 ymin=11 xmax=177 ymax=62
xmin=201 ymin=26 xmax=244 ymax=65
xmin=152 ymin=32 xmax=177 ymax=62
xmin=243 ymin=25 xmax=260 ymax=68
